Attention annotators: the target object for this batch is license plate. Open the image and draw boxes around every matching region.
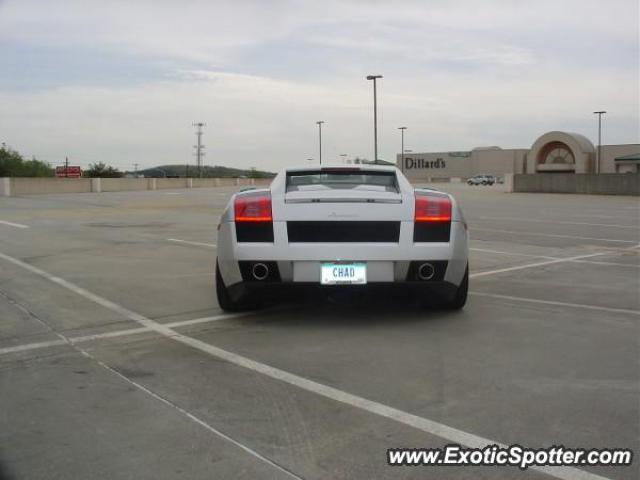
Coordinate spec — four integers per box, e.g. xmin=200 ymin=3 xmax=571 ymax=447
xmin=321 ymin=263 xmax=367 ymax=285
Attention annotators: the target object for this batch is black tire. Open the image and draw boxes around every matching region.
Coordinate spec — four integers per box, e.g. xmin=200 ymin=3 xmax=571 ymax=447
xmin=446 ymin=265 xmax=468 ymax=310
xmin=216 ymin=261 xmax=250 ymax=312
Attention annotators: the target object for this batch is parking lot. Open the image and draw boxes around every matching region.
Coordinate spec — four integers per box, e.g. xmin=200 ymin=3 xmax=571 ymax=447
xmin=0 ymin=185 xmax=638 ymax=480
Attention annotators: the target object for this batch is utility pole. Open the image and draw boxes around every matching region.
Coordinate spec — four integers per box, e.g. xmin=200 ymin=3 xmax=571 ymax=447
xmin=193 ymin=122 xmax=206 ymax=178
xmin=316 ymin=121 xmax=324 ymax=165
xmin=366 ymin=75 xmax=383 ymax=162
xmin=398 ymin=127 xmax=407 ymax=173
xmin=65 ymin=156 xmax=69 ymax=178
xmin=133 ymin=163 xmax=139 ymax=175
xmin=593 ymin=111 xmax=606 ymax=174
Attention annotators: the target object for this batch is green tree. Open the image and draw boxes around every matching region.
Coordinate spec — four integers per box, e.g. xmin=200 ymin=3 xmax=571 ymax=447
xmin=0 ymin=146 xmax=53 ymax=177
xmin=85 ymin=162 xmax=123 ymax=178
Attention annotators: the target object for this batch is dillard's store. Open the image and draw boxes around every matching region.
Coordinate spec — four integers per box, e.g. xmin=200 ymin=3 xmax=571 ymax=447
xmin=396 ymin=131 xmax=640 ymax=181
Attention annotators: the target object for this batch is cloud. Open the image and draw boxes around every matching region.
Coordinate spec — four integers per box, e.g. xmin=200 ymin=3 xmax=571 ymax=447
xmin=0 ymin=0 xmax=637 ymax=170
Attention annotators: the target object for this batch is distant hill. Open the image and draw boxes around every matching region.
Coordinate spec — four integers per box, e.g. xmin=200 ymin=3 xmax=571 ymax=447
xmin=130 ymin=164 xmax=276 ymax=178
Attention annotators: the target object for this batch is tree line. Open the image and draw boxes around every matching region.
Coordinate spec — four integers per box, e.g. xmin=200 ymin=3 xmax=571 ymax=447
xmin=0 ymin=145 xmax=53 ymax=177
xmin=0 ymin=144 xmax=276 ymax=178
xmin=0 ymin=145 xmax=123 ymax=177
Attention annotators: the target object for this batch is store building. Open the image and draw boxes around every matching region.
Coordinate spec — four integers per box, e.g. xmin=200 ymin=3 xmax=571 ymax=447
xmin=397 ymin=131 xmax=640 ymax=180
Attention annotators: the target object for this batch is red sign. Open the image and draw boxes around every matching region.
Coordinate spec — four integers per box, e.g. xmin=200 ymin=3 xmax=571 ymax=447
xmin=55 ymin=166 xmax=82 ymax=178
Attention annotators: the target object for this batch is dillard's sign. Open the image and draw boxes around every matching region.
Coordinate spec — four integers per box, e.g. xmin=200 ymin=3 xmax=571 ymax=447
xmin=404 ymin=157 xmax=446 ymax=170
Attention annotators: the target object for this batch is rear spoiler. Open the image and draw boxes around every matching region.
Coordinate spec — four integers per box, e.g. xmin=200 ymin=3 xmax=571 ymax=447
xmin=285 ymin=197 xmax=402 ymax=204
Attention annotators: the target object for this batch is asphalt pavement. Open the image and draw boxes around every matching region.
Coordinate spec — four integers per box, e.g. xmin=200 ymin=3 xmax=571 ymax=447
xmin=0 ymin=184 xmax=638 ymax=480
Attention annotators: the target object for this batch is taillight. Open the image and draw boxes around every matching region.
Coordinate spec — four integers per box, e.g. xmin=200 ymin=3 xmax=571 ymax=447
xmin=234 ymin=194 xmax=272 ymax=222
xmin=414 ymin=195 xmax=452 ymax=222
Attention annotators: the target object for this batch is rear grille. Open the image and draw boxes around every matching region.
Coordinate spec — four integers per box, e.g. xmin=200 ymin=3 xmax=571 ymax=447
xmin=287 ymin=221 xmax=400 ymax=243
xmin=236 ymin=223 xmax=274 ymax=242
xmin=413 ymin=223 xmax=451 ymax=242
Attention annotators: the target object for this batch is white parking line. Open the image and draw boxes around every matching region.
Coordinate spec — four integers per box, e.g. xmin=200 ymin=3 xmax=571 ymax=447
xmin=469 ymin=250 xmax=633 ymax=279
xmin=569 ymin=259 xmax=640 ymax=268
xmin=0 ymin=338 xmax=68 ymax=354
xmin=0 ymin=250 xmax=614 ymax=480
xmin=470 ymin=292 xmax=639 ymax=316
xmin=477 ymin=216 xmax=640 ymax=230
xmin=164 ymin=314 xmax=242 ymax=329
xmin=470 ymin=247 xmax=557 ymax=260
xmin=0 ymin=261 xmax=300 ymax=480
xmin=167 ymin=238 xmax=217 ymax=248
xmin=471 ymin=227 xmax=636 ymax=244
xmin=470 ymin=247 xmax=640 ymax=268
xmin=0 ymin=313 xmax=248 ymax=356
xmin=0 ymin=220 xmax=29 ymax=228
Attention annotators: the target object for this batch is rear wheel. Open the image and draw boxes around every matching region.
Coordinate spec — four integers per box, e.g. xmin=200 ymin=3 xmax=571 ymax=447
xmin=446 ymin=265 xmax=468 ymax=310
xmin=216 ymin=261 xmax=254 ymax=312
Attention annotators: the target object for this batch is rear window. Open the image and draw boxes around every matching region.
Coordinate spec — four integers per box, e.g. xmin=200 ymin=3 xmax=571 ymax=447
xmin=286 ymin=169 xmax=398 ymax=193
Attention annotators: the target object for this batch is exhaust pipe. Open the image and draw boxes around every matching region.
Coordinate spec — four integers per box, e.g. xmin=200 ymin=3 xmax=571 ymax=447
xmin=417 ymin=263 xmax=435 ymax=281
xmin=251 ymin=263 xmax=269 ymax=281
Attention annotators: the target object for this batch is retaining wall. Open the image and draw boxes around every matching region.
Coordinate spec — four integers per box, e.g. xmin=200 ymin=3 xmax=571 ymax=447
xmin=9 ymin=177 xmax=93 ymax=196
xmin=0 ymin=177 xmax=273 ymax=197
xmin=513 ymin=174 xmax=639 ymax=196
xmin=100 ymin=178 xmax=151 ymax=192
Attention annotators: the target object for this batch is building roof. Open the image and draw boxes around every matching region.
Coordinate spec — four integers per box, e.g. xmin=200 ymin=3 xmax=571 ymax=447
xmin=614 ymin=153 xmax=640 ymax=162
xmin=529 ymin=131 xmax=595 ymax=157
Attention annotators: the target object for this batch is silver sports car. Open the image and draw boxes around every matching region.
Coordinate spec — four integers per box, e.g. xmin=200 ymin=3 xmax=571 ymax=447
xmin=215 ymin=165 xmax=469 ymax=311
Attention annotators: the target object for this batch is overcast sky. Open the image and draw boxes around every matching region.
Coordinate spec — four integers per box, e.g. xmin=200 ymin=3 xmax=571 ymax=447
xmin=0 ymin=0 xmax=638 ymax=171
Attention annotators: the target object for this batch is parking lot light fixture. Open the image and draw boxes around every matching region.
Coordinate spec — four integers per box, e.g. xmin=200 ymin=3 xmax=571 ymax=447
xmin=316 ymin=121 xmax=325 ymax=165
xmin=593 ymin=111 xmax=606 ymax=173
xmin=366 ymin=75 xmax=383 ymax=162
xmin=398 ymin=127 xmax=407 ymax=173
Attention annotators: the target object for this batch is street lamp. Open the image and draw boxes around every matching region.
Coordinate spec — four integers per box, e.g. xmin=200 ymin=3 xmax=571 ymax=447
xmin=316 ymin=121 xmax=325 ymax=165
xmin=339 ymin=153 xmax=347 ymax=164
xmin=593 ymin=111 xmax=606 ymax=174
xmin=366 ymin=75 xmax=383 ymax=162
xmin=398 ymin=127 xmax=407 ymax=173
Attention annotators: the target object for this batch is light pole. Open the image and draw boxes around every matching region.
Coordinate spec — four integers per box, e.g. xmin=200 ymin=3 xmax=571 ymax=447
xmin=316 ymin=121 xmax=324 ymax=165
xmin=398 ymin=127 xmax=407 ymax=173
xmin=340 ymin=153 xmax=347 ymax=164
xmin=193 ymin=122 xmax=206 ymax=178
xmin=593 ymin=111 xmax=606 ymax=174
xmin=366 ymin=75 xmax=383 ymax=162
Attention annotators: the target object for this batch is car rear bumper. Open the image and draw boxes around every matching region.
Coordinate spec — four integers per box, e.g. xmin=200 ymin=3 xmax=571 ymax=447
xmin=226 ymin=280 xmax=460 ymax=304
xmin=217 ymin=221 xmax=468 ymax=287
